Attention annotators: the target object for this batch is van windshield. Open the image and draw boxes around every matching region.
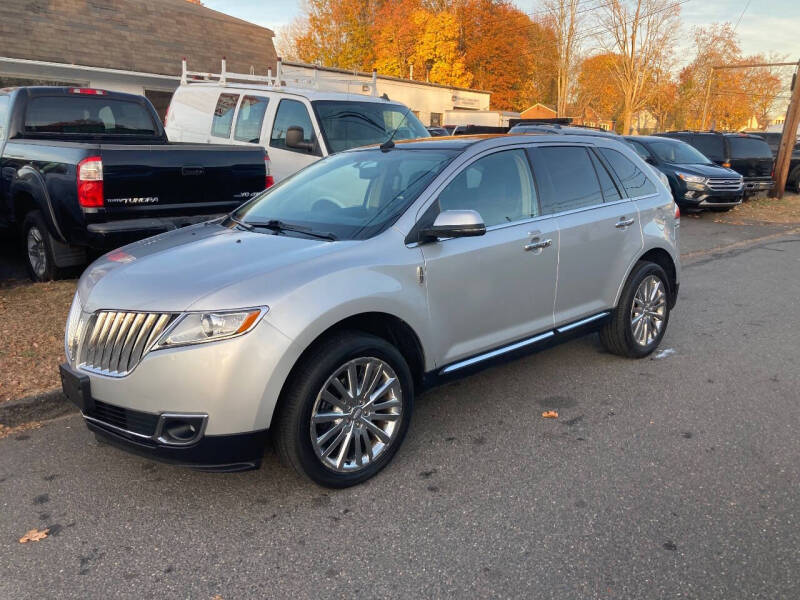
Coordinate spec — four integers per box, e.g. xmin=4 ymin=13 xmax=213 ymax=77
xmin=312 ymin=101 xmax=430 ymax=153
xmin=232 ymin=147 xmax=456 ymax=240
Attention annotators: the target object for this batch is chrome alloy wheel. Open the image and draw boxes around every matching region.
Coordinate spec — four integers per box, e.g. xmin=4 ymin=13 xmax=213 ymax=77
xmin=310 ymin=357 xmax=403 ymax=473
xmin=27 ymin=227 xmax=47 ymax=279
xmin=630 ymin=275 xmax=667 ymax=346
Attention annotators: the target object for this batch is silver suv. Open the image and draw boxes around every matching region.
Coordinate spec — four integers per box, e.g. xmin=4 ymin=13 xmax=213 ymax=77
xmin=60 ymin=134 xmax=680 ymax=487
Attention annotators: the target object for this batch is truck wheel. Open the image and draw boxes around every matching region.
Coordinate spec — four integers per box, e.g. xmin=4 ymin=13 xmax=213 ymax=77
xmin=599 ymin=261 xmax=671 ymax=358
xmin=274 ymin=331 xmax=414 ymax=488
xmin=22 ymin=211 xmax=63 ymax=282
xmin=788 ymin=166 xmax=800 ymax=193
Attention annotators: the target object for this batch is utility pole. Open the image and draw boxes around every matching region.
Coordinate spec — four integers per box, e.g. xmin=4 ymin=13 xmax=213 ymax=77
xmin=771 ymin=60 xmax=800 ymax=199
xmin=700 ymin=69 xmax=714 ymax=130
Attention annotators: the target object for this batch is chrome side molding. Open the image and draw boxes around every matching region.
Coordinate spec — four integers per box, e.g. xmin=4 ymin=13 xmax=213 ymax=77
xmin=439 ymin=311 xmax=610 ymax=375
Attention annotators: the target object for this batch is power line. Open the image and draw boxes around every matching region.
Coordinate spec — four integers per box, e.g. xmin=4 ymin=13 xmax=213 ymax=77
xmin=732 ymin=0 xmax=752 ymax=33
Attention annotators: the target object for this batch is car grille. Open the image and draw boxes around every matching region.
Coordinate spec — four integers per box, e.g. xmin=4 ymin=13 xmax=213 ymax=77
xmin=86 ymin=400 xmax=160 ymax=437
xmin=79 ymin=311 xmax=176 ymax=376
xmin=707 ymin=178 xmax=743 ymax=192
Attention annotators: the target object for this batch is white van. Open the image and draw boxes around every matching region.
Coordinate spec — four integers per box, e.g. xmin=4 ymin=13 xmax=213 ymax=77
xmin=165 ymin=61 xmax=430 ymax=183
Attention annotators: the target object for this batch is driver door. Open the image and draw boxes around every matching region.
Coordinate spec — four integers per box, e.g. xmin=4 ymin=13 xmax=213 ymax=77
xmin=266 ymin=97 xmax=324 ymax=183
xmin=417 ymin=148 xmax=559 ymax=367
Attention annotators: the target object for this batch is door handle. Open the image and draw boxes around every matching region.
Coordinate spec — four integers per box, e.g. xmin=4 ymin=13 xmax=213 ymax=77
xmin=524 ymin=238 xmax=552 ymax=252
xmin=615 ymin=217 xmax=635 ymax=229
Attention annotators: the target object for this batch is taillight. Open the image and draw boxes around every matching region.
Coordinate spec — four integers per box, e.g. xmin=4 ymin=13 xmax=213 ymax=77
xmin=674 ymin=202 xmax=680 ymax=223
xmin=77 ymin=156 xmax=103 ymax=208
xmin=69 ymin=87 xmax=106 ymax=95
xmin=163 ymin=106 xmax=169 ymax=126
xmin=265 ymin=153 xmax=274 ymax=189
xmin=722 ymin=161 xmax=731 ymax=168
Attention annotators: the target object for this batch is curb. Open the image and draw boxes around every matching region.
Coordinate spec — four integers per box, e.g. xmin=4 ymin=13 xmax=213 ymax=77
xmin=0 ymin=389 xmax=78 ymax=428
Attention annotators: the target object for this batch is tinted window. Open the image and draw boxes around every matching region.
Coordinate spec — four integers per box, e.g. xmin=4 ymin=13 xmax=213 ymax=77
xmin=589 ymin=151 xmax=622 ymax=202
xmin=438 ymin=149 xmax=537 ymax=227
xmin=729 ymin=136 xmax=773 ymax=159
xmin=234 ymin=148 xmax=456 ymax=240
xmin=211 ymin=93 xmax=239 ymax=138
xmin=627 ymin=140 xmax=651 ymax=160
xmin=313 ymin=101 xmax=429 ymax=153
xmin=0 ymin=95 xmax=9 ymax=139
xmin=24 ymin=96 xmax=157 ymax=135
xmin=530 ymin=146 xmax=603 ymax=214
xmin=233 ymin=95 xmax=268 ymax=143
xmin=649 ymin=140 xmax=712 ymax=165
xmin=691 ymin=135 xmax=725 ymax=162
xmin=270 ymin=99 xmax=319 ymax=155
xmin=598 ymin=148 xmax=657 ymax=197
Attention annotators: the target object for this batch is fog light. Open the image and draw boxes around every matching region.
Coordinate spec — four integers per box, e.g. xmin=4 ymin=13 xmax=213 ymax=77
xmin=156 ymin=414 xmax=206 ymax=445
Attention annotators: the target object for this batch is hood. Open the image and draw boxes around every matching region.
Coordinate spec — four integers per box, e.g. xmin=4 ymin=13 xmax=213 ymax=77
xmin=78 ymin=221 xmax=351 ymax=313
xmin=666 ymin=163 xmax=741 ymax=179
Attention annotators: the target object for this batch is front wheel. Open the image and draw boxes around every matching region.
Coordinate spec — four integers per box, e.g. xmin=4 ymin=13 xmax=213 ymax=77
xmin=599 ymin=261 xmax=671 ymax=358
xmin=274 ymin=332 xmax=414 ymax=488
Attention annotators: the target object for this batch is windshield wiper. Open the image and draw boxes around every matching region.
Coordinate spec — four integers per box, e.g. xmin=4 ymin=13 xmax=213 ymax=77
xmin=247 ymin=219 xmax=338 ymax=241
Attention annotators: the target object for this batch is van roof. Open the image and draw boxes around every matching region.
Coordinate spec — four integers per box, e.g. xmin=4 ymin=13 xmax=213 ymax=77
xmin=178 ymin=82 xmax=403 ymax=104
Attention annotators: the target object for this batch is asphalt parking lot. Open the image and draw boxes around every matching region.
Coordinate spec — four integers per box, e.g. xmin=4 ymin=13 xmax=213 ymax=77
xmin=1 ymin=216 xmax=800 ymax=599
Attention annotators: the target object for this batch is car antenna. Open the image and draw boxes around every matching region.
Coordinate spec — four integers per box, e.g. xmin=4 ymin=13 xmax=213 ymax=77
xmin=380 ymin=106 xmax=412 ymax=151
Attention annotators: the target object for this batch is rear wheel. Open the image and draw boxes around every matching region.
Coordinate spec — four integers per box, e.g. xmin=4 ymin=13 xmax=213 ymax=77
xmin=274 ymin=332 xmax=414 ymax=488
xmin=22 ymin=211 xmax=63 ymax=282
xmin=600 ymin=261 xmax=671 ymax=358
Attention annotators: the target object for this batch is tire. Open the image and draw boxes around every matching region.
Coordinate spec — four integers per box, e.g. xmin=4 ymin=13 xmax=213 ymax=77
xmin=22 ymin=210 xmax=63 ymax=282
xmin=599 ymin=261 xmax=671 ymax=358
xmin=274 ymin=331 xmax=414 ymax=488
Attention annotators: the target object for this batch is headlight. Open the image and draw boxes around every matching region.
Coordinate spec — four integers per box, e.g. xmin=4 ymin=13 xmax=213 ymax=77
xmin=65 ymin=292 xmax=84 ymax=363
xmin=153 ymin=307 xmax=267 ymax=349
xmin=676 ymin=172 xmax=707 ymax=185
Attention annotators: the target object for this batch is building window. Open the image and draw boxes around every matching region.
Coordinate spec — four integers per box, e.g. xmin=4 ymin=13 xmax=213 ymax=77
xmin=430 ymin=112 xmax=442 ymax=127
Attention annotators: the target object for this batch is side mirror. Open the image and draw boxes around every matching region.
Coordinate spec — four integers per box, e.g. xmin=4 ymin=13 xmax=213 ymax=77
xmin=420 ymin=209 xmax=486 ymax=242
xmin=286 ymin=126 xmax=314 ymax=152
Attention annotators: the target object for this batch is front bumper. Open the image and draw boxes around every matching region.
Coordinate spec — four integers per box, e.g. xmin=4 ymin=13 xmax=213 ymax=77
xmin=677 ymin=191 xmax=743 ymax=209
xmin=743 ymin=179 xmax=773 ymax=193
xmin=61 ymin=362 xmax=269 ymax=471
xmin=83 ymin=214 xmax=227 ymax=249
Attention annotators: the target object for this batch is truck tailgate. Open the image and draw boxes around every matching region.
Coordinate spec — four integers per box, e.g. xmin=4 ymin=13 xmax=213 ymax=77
xmin=99 ymin=143 xmax=265 ymax=218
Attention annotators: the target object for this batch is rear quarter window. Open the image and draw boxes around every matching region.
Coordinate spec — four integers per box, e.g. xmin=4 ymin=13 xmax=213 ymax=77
xmin=598 ymin=148 xmax=657 ymax=197
xmin=690 ymin=135 xmax=725 ymax=162
xmin=211 ymin=93 xmax=239 ymax=138
xmin=729 ymin=137 xmax=774 ymax=159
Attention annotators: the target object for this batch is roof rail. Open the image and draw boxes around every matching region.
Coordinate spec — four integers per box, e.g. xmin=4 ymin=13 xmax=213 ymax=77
xmin=180 ymin=58 xmax=379 ymax=97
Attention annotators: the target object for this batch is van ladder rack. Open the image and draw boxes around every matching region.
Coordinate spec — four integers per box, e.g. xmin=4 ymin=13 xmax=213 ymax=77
xmin=180 ymin=58 xmax=379 ymax=97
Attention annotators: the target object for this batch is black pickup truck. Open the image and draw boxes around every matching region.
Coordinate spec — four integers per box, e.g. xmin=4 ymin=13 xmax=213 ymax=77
xmin=0 ymin=87 xmax=268 ymax=280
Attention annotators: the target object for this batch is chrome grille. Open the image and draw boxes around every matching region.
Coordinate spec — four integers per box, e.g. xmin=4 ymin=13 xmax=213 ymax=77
xmin=79 ymin=311 xmax=175 ymax=376
xmin=707 ymin=178 xmax=743 ymax=192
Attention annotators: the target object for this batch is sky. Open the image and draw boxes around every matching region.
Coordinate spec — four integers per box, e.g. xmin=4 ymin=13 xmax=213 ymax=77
xmin=203 ymin=0 xmax=800 ymax=62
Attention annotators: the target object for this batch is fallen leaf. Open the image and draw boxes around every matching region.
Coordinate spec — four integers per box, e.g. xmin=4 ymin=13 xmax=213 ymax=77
xmin=19 ymin=528 xmax=49 ymax=543
xmin=541 ymin=410 xmax=558 ymax=419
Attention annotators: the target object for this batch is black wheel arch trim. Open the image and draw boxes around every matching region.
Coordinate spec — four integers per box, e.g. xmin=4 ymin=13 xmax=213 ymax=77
xmin=13 ymin=166 xmax=67 ymax=243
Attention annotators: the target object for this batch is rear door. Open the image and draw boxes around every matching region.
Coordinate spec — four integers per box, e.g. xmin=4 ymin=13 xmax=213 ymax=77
xmin=528 ymin=144 xmax=643 ymax=326
xmin=267 ymin=97 xmax=324 ymax=182
xmin=419 ymin=147 xmax=559 ymax=366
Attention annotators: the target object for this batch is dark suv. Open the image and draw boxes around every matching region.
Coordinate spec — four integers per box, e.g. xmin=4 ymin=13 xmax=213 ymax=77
xmin=749 ymin=132 xmax=800 ymax=193
xmin=655 ymin=131 xmax=774 ymax=195
xmin=625 ymin=136 xmax=743 ymax=211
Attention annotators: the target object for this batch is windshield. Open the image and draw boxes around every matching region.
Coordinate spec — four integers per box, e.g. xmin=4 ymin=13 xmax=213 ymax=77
xmin=649 ymin=140 xmax=713 ymax=165
xmin=25 ymin=96 xmax=158 ymax=136
xmin=233 ymin=148 xmax=457 ymax=240
xmin=729 ymin=136 xmax=774 ymax=159
xmin=312 ymin=101 xmax=430 ymax=153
